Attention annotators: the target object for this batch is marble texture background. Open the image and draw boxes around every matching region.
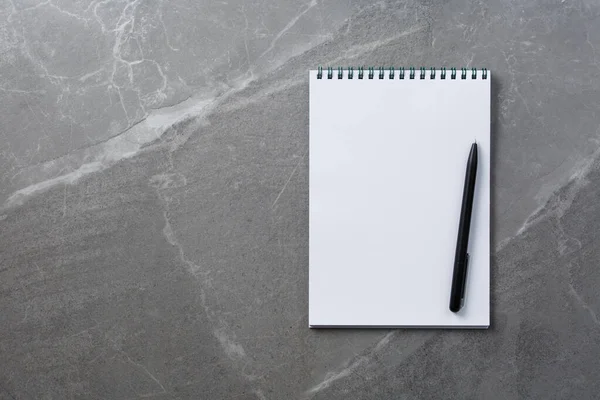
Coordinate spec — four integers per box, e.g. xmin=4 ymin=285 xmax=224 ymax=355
xmin=1 ymin=0 xmax=600 ymax=398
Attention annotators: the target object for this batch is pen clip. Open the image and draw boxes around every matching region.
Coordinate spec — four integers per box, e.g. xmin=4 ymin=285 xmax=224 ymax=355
xmin=460 ymin=253 xmax=469 ymax=308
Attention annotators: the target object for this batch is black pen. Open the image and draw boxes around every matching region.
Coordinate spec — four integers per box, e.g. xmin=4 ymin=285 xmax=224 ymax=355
xmin=449 ymin=142 xmax=478 ymax=313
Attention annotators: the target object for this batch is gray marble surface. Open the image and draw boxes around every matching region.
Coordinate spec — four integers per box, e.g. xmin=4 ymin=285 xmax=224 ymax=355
xmin=1 ymin=0 xmax=600 ymax=398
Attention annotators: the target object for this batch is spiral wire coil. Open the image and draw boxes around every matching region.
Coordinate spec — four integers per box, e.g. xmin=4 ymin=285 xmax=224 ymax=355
xmin=316 ymin=66 xmax=488 ymax=80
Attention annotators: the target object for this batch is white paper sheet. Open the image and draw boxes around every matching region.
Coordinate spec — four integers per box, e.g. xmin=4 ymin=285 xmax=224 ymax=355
xmin=309 ymin=69 xmax=490 ymax=328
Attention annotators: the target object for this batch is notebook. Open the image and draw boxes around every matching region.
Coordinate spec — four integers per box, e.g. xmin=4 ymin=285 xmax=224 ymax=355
xmin=309 ymin=67 xmax=490 ymax=328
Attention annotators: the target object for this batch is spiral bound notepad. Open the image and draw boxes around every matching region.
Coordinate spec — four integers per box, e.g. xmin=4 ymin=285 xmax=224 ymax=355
xmin=309 ymin=67 xmax=490 ymax=328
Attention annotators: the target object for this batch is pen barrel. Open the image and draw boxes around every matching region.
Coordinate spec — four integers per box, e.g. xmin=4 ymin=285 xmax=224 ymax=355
xmin=455 ymin=145 xmax=478 ymax=263
xmin=450 ymin=144 xmax=478 ymax=312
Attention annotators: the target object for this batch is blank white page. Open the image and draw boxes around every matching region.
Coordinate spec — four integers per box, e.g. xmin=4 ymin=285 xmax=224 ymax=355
xmin=309 ymin=69 xmax=490 ymax=328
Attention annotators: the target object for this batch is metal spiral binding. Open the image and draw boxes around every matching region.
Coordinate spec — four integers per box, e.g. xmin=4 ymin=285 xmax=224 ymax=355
xmin=316 ymin=67 xmax=488 ymax=80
